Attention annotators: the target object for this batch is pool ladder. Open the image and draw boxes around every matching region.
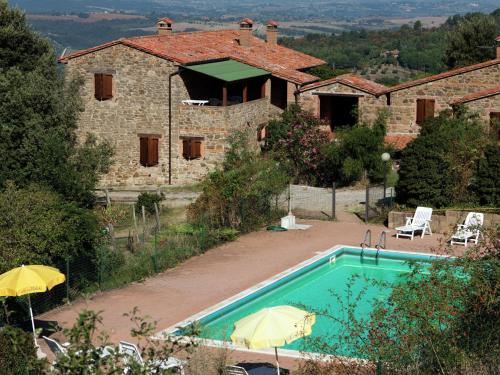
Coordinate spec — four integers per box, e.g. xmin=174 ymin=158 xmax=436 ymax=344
xmin=360 ymin=229 xmax=371 ymax=256
xmin=361 ymin=230 xmax=387 ymax=259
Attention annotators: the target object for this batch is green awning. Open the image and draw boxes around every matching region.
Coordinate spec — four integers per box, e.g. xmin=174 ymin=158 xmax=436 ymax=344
xmin=182 ymin=60 xmax=269 ymax=82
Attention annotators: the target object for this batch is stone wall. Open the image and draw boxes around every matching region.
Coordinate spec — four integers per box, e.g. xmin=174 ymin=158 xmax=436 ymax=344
xmin=173 ymin=98 xmax=274 ymax=184
xmin=298 ymin=82 xmax=387 ymax=123
xmin=461 ymin=94 xmax=500 ymax=124
xmin=65 ymin=44 xmax=178 ymax=186
xmin=386 ymin=63 xmax=500 ymax=133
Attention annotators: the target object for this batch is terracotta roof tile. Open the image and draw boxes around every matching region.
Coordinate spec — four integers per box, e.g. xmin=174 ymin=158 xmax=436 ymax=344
xmin=383 ymin=59 xmax=500 ymax=93
xmin=59 ymin=30 xmax=325 ymax=84
xmin=299 ymin=74 xmax=387 ymax=95
xmin=384 ymin=134 xmax=416 ymax=150
xmin=267 ymin=20 xmax=279 ymax=27
xmin=158 ymin=17 xmax=173 ymax=24
xmin=451 ymin=85 xmax=500 ymax=105
xmin=240 ymin=18 xmax=254 ymax=25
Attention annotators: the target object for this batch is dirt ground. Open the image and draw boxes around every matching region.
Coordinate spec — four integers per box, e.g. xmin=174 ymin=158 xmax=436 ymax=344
xmin=39 ymin=216 xmax=461 ymax=371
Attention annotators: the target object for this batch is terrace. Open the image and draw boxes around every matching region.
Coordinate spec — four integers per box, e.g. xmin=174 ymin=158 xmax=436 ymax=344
xmin=180 ymin=59 xmax=269 ymax=107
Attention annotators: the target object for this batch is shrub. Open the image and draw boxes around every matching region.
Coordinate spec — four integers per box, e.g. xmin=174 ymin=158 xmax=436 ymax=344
xmin=189 ymin=129 xmax=289 ymax=232
xmin=0 ymin=183 xmax=100 ymax=275
xmin=266 ymin=106 xmax=389 ymax=187
xmin=0 ymin=326 xmax=46 ymax=374
xmin=397 ymin=110 xmax=490 ymax=207
xmin=474 ymin=144 xmax=500 ymax=206
xmin=136 ymin=192 xmax=164 ymax=216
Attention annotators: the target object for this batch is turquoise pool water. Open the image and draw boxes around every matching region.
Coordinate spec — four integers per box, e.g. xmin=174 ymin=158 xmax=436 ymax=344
xmin=176 ymin=247 xmax=437 ymax=356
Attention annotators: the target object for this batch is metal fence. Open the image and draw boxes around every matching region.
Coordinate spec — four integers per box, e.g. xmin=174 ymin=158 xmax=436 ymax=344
xmin=26 ymin=203 xmax=165 ymax=318
xmin=281 ymin=184 xmax=336 ymax=220
xmin=364 ymin=184 xmax=395 ymax=223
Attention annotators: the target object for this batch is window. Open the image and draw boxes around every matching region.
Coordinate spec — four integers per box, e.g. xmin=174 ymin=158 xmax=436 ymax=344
xmin=139 ymin=136 xmax=159 ymax=167
xmin=182 ymin=138 xmax=202 ymax=160
xmin=95 ymin=73 xmax=113 ymax=101
xmin=416 ymin=99 xmax=435 ymax=125
xmin=490 ymin=112 xmax=500 ymax=141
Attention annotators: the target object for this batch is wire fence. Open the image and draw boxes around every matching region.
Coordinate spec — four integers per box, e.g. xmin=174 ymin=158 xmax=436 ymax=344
xmin=279 ymin=184 xmax=336 ymax=220
xmin=26 ymin=203 xmax=167 ymax=317
xmin=364 ymin=184 xmax=395 ymax=223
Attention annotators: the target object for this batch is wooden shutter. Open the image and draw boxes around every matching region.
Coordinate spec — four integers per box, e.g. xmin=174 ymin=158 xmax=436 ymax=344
xmin=102 ymin=74 xmax=113 ymax=100
xmin=95 ymin=73 xmax=103 ymax=100
xmin=148 ymin=138 xmax=159 ymax=166
xmin=416 ymin=99 xmax=425 ymax=125
xmin=182 ymin=139 xmax=191 ymax=159
xmin=425 ymin=99 xmax=435 ymax=119
xmin=140 ymin=137 xmax=148 ymax=166
xmin=192 ymin=140 xmax=202 ymax=159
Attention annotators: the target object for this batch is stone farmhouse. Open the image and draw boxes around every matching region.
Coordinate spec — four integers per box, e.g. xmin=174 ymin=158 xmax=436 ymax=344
xmin=59 ymin=19 xmax=500 ymax=187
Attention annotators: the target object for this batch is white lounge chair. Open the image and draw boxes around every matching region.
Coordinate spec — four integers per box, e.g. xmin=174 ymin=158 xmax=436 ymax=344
xmin=226 ymin=365 xmax=249 ymax=375
xmin=450 ymin=212 xmax=484 ymax=247
xmin=396 ymin=206 xmax=433 ymax=240
xmin=43 ymin=335 xmax=69 ymax=358
xmin=119 ymin=341 xmax=185 ymax=374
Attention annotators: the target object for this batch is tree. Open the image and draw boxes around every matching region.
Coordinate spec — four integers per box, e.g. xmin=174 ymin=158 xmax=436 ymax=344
xmin=397 ymin=110 xmax=490 ymax=207
xmin=0 ymin=2 xmax=112 ymax=207
xmin=474 ymin=144 xmax=500 ymax=206
xmin=444 ymin=13 xmax=498 ymax=68
xmin=0 ymin=183 xmax=100 ymax=276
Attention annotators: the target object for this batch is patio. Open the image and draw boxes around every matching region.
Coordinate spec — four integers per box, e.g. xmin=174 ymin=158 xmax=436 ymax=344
xmin=39 ymin=217 xmax=460 ymax=371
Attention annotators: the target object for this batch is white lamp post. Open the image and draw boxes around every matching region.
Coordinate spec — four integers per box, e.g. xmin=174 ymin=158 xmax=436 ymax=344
xmin=381 ymin=153 xmax=391 ymax=203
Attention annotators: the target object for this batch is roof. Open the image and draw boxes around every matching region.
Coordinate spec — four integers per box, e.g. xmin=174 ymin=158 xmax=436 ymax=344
xmin=299 ymin=74 xmax=387 ymax=96
xmin=451 ymin=85 xmax=500 ymax=105
xmin=158 ymin=17 xmax=173 ymax=24
xmin=59 ymin=30 xmax=324 ymax=84
xmin=383 ymin=59 xmax=500 ymax=93
xmin=384 ymin=134 xmax=417 ymax=150
xmin=183 ymin=59 xmax=269 ymax=82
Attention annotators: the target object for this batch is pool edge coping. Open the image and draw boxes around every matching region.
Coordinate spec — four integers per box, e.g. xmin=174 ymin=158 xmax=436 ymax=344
xmin=154 ymin=244 xmax=452 ymax=359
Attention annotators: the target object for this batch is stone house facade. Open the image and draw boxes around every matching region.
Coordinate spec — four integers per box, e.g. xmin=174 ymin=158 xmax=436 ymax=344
xmin=61 ymin=19 xmax=499 ymax=187
xmin=60 ymin=18 xmax=325 ymax=186
xmin=297 ymin=54 xmax=500 ymax=148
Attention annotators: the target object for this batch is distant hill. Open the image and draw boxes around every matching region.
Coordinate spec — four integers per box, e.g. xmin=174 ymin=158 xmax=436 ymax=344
xmin=12 ymin=0 xmax=500 ymax=20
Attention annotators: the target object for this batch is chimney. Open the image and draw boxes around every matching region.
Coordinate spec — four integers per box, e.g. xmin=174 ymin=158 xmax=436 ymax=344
xmin=239 ymin=18 xmax=253 ymax=47
xmin=266 ymin=21 xmax=279 ymax=45
xmin=496 ymin=36 xmax=500 ymax=59
xmin=157 ymin=17 xmax=173 ymax=35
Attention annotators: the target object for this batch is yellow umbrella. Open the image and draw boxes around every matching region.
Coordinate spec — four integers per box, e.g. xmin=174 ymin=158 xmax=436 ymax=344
xmin=230 ymin=305 xmax=315 ymax=375
xmin=0 ymin=265 xmax=66 ymax=346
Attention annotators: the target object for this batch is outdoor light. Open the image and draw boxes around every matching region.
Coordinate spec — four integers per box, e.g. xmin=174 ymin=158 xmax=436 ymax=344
xmin=381 ymin=152 xmax=391 ymax=204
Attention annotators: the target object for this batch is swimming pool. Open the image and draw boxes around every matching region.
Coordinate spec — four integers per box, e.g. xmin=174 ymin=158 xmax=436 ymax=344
xmin=163 ymin=245 xmax=449 ymax=357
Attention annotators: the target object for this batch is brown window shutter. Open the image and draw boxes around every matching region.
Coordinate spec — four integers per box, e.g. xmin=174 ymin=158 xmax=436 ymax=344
xmin=192 ymin=140 xmax=202 ymax=159
xmin=425 ymin=99 xmax=435 ymax=119
xmin=103 ymin=74 xmax=113 ymax=100
xmin=416 ymin=99 xmax=425 ymax=125
xmin=95 ymin=73 xmax=103 ymax=100
xmin=182 ymin=139 xmax=191 ymax=159
xmin=148 ymin=138 xmax=159 ymax=166
xmin=140 ymin=137 xmax=148 ymax=166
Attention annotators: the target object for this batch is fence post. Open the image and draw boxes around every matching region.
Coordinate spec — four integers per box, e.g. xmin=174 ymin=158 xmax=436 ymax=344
xmin=108 ymin=223 xmax=115 ymax=251
xmin=365 ymin=184 xmax=369 ymax=224
xmin=288 ymin=184 xmax=292 ymax=214
xmin=132 ymin=204 xmax=139 ymax=244
xmin=141 ymin=205 xmax=147 ymax=243
xmin=104 ymin=188 xmax=111 ymax=206
xmin=154 ymin=202 xmax=161 ymax=231
xmin=65 ymin=258 xmax=70 ymax=303
xmin=331 ymin=182 xmax=336 ymax=221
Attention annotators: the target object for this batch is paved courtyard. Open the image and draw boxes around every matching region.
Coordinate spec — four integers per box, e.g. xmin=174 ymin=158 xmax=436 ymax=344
xmin=39 ymin=217 xmax=461 ymax=370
